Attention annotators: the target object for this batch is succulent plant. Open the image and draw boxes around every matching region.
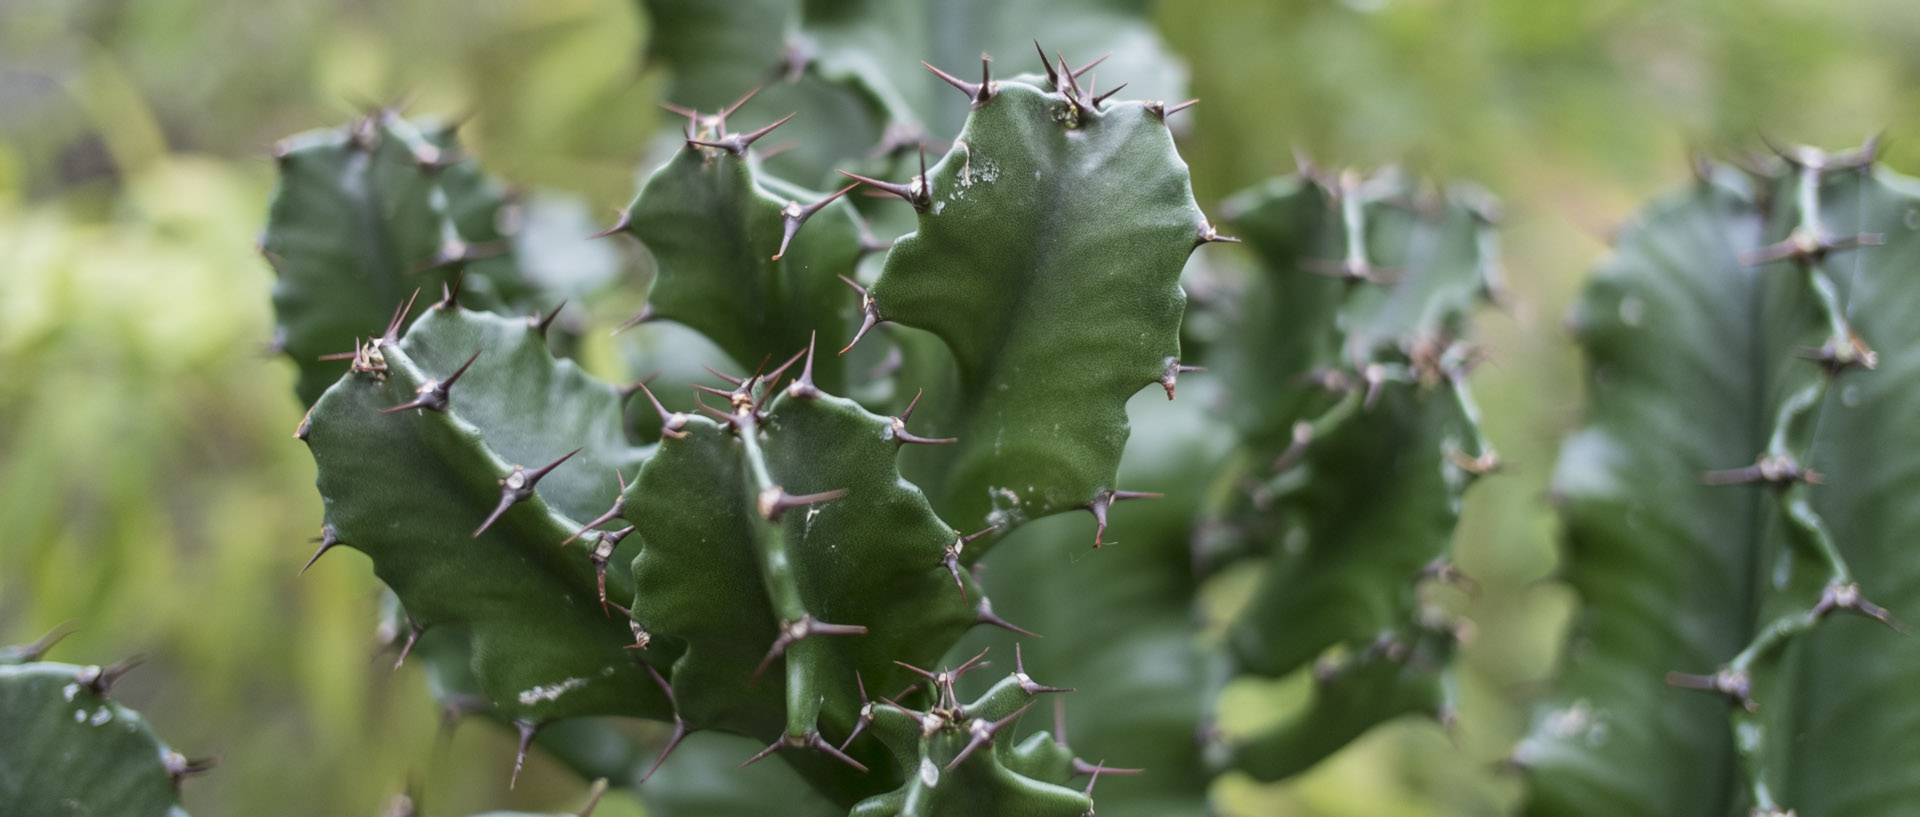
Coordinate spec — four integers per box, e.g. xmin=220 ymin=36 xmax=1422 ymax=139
xmin=257 ymin=6 xmax=1504 ymax=814
xmin=0 ymin=627 xmax=211 ymax=817
xmin=1520 ymin=142 xmax=1920 ymax=817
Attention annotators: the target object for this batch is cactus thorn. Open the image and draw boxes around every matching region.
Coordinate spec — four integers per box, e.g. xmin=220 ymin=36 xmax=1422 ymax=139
xmin=752 ymin=615 xmax=868 ymax=683
xmin=301 ymin=525 xmax=345 ymax=574
xmin=835 ymin=143 xmax=931 ymax=210
xmin=1703 ymin=454 xmax=1820 ymax=487
xmin=840 ymin=672 xmax=877 ymax=751
xmin=1795 ymin=330 xmax=1879 ymax=374
xmin=376 ymin=289 xmax=423 ymax=347
xmin=1812 ymin=581 xmax=1903 ymax=631
xmin=1160 ymin=359 xmax=1204 ymax=399
xmin=941 ymin=525 xmax=996 ymax=601
xmin=639 ymin=664 xmax=691 ymax=783
xmin=12 ymin=622 xmax=77 ymax=662
xmin=574 ymin=779 xmax=610 ymax=817
xmin=1013 ymin=644 xmax=1072 ymax=694
xmin=1149 ymin=98 xmax=1199 ymax=119
xmin=625 ymin=619 xmax=653 ymax=651
xmin=436 ymin=269 xmax=467 ymax=310
xmin=891 ymin=392 xmax=956 ymax=445
xmin=76 ymin=654 xmax=145 ymax=698
xmin=1070 ymin=52 xmax=1110 ymax=79
xmin=946 ymin=702 xmax=1034 ymax=771
xmin=773 ymin=183 xmax=857 ymax=260
xmin=743 ymin=732 xmax=868 ymax=772
xmin=1195 ymin=219 xmax=1240 ymax=246
xmin=763 ymin=345 xmax=810 ymax=394
xmin=783 ymin=332 xmax=824 ymax=399
xmin=977 ymin=597 xmax=1041 ymax=638
xmin=475 ymin=448 xmax=581 ymax=538
xmin=392 ymin=619 xmax=425 ymax=671
xmin=837 ymin=274 xmax=885 ymax=354
xmin=562 ymin=472 xmax=629 ymax=546
xmin=1091 ymin=82 xmax=1127 ymax=109
xmin=531 ymin=300 xmax=567 ymax=337
xmin=633 ymin=381 xmax=690 ymax=439
xmin=162 ymin=752 xmax=218 ymax=790
xmin=688 ymin=112 xmax=796 ymax=156
xmin=1742 ymin=228 xmax=1883 ymax=267
xmin=380 ymin=349 xmax=480 ymax=414
xmin=610 ymin=303 xmax=656 ymax=336
xmin=509 ymin=719 xmax=542 ymax=789
xmin=755 ymin=485 xmax=848 ymax=522
xmin=589 ymin=208 xmax=633 ymax=240
xmin=923 ymin=55 xmax=996 ymax=108
xmin=1034 ymin=40 xmax=1061 ymax=89
xmin=1086 ymin=489 xmax=1163 ymax=547
xmin=1666 ymin=667 xmax=1757 ymax=712
xmin=588 ymin=527 xmax=634 ymax=613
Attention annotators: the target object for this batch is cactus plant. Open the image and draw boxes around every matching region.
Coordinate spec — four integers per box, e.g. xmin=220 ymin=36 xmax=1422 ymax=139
xmin=0 ymin=627 xmax=211 ymax=817
xmin=1520 ymin=143 xmax=1920 ymax=817
xmin=259 ymin=13 xmax=1503 ymax=815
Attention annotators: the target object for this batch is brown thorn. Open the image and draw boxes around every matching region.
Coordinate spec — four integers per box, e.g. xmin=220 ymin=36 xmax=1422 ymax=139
xmin=1035 ymin=40 xmax=1060 ymax=89
xmin=1665 ymin=668 xmax=1757 ymax=712
xmin=563 ymin=472 xmax=629 ymax=546
xmin=576 ymin=779 xmax=611 ymax=817
xmin=392 ymin=620 xmax=425 ymax=671
xmin=785 ymin=332 xmax=822 ymax=398
xmin=739 ymin=736 xmax=786 ymax=769
xmin=946 ymin=702 xmax=1033 ymax=771
xmin=634 ymin=382 xmax=689 ymax=439
xmin=837 ymin=274 xmax=884 ymax=354
xmin=300 ymin=526 xmax=344 ymax=575
xmin=13 ymin=622 xmax=78 ymax=662
xmin=164 ymin=753 xmax=219 ymax=789
xmin=1013 ymin=644 xmax=1072 ymax=694
xmin=588 ymin=208 xmax=633 ymax=240
xmin=1086 ymin=490 xmax=1163 ymax=548
xmin=1070 ymin=52 xmax=1110 ymax=79
xmin=773 ymin=183 xmax=858 ymax=260
xmin=1812 ymin=581 xmax=1905 ymax=632
xmin=532 ymin=300 xmax=567 ymax=337
xmin=76 ymin=654 xmax=145 ymax=697
xmin=640 ymin=664 xmax=690 ymax=783
xmin=473 ymin=449 xmax=581 ymax=538
xmin=758 ymin=486 xmax=849 ymax=522
xmin=611 ymin=303 xmax=655 ymax=335
xmin=808 ymin=732 xmax=869 ymax=772
xmin=1091 ymin=82 xmax=1128 ymax=109
xmin=380 ymin=349 xmax=481 ymax=414
xmin=510 ymin=719 xmax=542 ymax=789
xmin=752 ymin=616 xmax=868 ymax=683
xmin=1157 ymin=98 xmax=1199 ymax=119
xmin=688 ymin=112 xmax=796 ymax=156
xmin=1074 ymin=757 xmax=1143 ymax=782
xmin=383 ymin=289 xmax=423 ymax=345
xmin=719 ymin=85 xmax=762 ymax=122
xmin=764 ymin=346 xmax=809 ymax=393
xmin=977 ymin=597 xmax=1040 ymax=638
xmin=840 ymin=672 xmax=875 ymax=751
xmin=1160 ymin=360 xmax=1204 ymax=400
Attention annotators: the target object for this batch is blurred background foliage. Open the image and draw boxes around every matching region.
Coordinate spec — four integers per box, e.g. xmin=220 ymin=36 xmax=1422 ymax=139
xmin=1 ymin=0 xmax=1916 ymax=815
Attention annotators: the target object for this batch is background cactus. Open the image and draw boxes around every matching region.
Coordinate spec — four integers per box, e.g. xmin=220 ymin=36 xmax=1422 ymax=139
xmin=1519 ymin=145 xmax=1920 ymax=817
xmin=0 ymin=628 xmax=210 ymax=816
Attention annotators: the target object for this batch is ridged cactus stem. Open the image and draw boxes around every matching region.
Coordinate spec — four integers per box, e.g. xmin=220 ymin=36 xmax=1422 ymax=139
xmin=1671 ymin=151 xmax=1898 ymax=815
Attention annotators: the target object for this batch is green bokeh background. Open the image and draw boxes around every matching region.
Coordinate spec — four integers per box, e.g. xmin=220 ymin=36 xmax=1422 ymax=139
xmin=1 ymin=0 xmax=1914 ymax=815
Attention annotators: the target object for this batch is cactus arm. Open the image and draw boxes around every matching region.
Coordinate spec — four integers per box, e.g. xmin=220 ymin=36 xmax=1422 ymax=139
xmin=1230 ymin=625 xmax=1455 ymax=782
xmin=860 ymin=80 xmax=1207 ymax=540
xmin=851 ymin=675 xmax=1095 ymax=817
xmin=1517 ymin=169 xmax=1769 ymax=817
xmin=0 ymin=660 xmax=204 ymax=817
xmin=622 ymin=362 xmax=982 ymax=797
xmin=1523 ymin=153 xmax=1920 ymax=817
xmin=264 ymin=113 xmax=529 ymax=405
xmin=303 ymin=305 xmax=668 ymax=729
xmin=618 ymin=143 xmax=864 ymax=392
